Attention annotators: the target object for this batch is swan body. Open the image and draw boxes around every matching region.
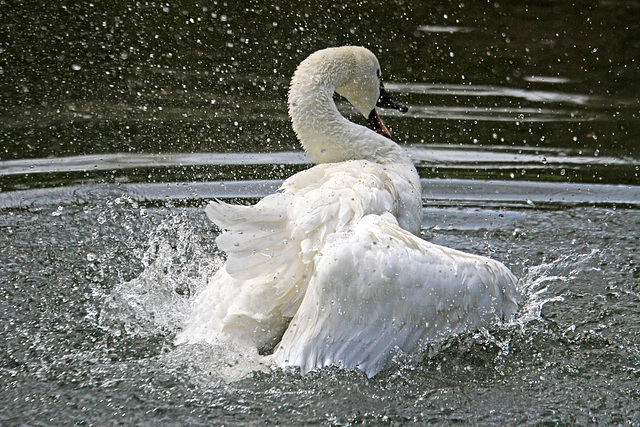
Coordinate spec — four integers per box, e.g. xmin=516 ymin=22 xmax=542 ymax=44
xmin=177 ymin=46 xmax=518 ymax=377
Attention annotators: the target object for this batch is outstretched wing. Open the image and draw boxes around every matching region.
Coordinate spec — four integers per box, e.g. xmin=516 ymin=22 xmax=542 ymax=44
xmin=177 ymin=193 xmax=304 ymax=350
xmin=272 ymin=213 xmax=518 ymax=377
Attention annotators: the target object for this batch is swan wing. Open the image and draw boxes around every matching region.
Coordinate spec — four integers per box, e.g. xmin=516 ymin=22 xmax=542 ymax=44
xmin=197 ymin=162 xmax=410 ymax=348
xmin=272 ymin=214 xmax=518 ymax=377
xmin=200 ymin=194 xmax=306 ymax=349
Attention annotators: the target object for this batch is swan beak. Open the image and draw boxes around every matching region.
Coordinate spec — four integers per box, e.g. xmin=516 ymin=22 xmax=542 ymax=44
xmin=367 ymin=109 xmax=392 ymax=138
xmin=376 ymin=83 xmax=409 ymax=113
xmin=367 ymin=83 xmax=408 ymax=139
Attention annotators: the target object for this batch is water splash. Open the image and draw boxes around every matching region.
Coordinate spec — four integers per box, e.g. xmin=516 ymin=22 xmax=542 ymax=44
xmin=92 ymin=198 xmax=611 ymax=382
xmin=97 ymin=206 xmax=221 ymax=337
xmin=92 ymin=202 xmax=274 ymax=382
xmin=384 ymin=249 xmax=608 ymax=376
xmin=517 ymin=249 xmax=603 ymax=324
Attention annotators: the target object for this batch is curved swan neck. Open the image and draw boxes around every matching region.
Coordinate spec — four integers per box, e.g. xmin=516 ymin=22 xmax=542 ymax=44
xmin=288 ymin=65 xmax=410 ymax=165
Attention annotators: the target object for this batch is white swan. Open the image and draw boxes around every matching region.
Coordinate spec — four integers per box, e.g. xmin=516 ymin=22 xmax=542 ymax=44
xmin=177 ymin=46 xmax=518 ymax=377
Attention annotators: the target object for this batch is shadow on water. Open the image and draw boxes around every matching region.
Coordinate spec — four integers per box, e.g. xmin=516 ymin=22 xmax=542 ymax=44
xmin=1 ymin=0 xmax=640 ymax=425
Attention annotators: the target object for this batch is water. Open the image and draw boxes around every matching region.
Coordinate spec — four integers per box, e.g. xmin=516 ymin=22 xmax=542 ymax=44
xmin=2 ymin=0 xmax=640 ymax=425
xmin=2 ymin=188 xmax=639 ymax=424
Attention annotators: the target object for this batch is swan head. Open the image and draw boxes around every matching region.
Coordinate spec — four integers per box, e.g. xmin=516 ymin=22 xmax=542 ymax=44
xmin=332 ymin=47 xmax=408 ymax=138
xmin=332 ymin=47 xmax=383 ymax=117
xmin=289 ymin=46 xmax=410 ymax=163
xmin=290 ymin=46 xmax=407 ymax=139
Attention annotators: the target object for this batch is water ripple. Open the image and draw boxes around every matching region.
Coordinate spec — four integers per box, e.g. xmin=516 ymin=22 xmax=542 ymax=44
xmin=1 ymin=179 xmax=639 ymax=210
xmin=416 ymin=25 xmax=474 ymax=34
xmin=0 ymin=152 xmax=310 ymax=177
xmin=386 ymin=82 xmax=599 ymax=106
xmin=386 ymin=105 xmax=603 ymax=122
xmin=2 ymin=147 xmax=635 ymax=178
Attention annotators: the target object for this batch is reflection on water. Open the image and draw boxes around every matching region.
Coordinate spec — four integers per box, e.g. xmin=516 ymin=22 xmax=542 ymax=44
xmin=1 ymin=0 xmax=640 ymax=424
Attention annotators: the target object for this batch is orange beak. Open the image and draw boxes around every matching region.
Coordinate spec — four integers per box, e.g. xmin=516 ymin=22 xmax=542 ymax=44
xmin=367 ymin=109 xmax=392 ymax=139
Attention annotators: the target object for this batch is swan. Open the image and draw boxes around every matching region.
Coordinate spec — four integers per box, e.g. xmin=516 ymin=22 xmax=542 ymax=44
xmin=177 ymin=46 xmax=519 ymax=377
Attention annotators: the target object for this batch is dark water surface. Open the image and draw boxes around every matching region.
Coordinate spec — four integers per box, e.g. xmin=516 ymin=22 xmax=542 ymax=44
xmin=2 ymin=0 xmax=640 ymax=425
